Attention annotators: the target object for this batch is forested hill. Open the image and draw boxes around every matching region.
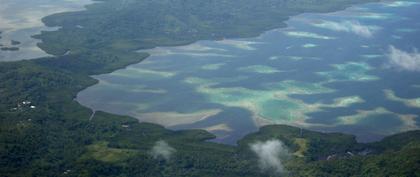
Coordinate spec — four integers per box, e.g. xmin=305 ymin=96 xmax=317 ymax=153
xmin=2 ymin=0 xmax=419 ymax=176
xmin=36 ymin=0 xmax=375 ymax=57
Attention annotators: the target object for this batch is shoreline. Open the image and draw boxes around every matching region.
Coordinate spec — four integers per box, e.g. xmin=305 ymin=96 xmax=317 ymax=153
xmin=71 ymin=0 xmax=407 ymax=144
xmin=78 ymin=0 xmax=399 ymax=140
xmin=0 ymin=0 xmax=96 ymax=61
xmin=2 ymin=0 xmax=395 ymax=145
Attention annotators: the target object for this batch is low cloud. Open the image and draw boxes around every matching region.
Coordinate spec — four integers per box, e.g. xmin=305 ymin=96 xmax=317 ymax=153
xmin=151 ymin=140 xmax=176 ymax=161
xmin=387 ymin=46 xmax=420 ymax=71
xmin=313 ymin=20 xmax=379 ymax=38
xmin=250 ymin=139 xmax=290 ymax=174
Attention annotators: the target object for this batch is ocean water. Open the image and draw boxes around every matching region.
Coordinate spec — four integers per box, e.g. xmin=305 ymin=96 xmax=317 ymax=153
xmin=0 ymin=0 xmax=93 ymax=61
xmin=77 ymin=1 xmax=420 ymax=144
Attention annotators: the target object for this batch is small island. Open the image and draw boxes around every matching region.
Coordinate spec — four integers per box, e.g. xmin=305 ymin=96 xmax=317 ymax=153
xmin=1 ymin=46 xmax=19 ymax=51
xmin=0 ymin=32 xmax=22 ymax=51
xmin=11 ymin=40 xmax=21 ymax=45
xmin=0 ymin=40 xmax=21 ymax=51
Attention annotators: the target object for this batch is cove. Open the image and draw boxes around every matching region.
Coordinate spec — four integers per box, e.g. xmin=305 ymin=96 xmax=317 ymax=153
xmin=77 ymin=1 xmax=420 ymax=144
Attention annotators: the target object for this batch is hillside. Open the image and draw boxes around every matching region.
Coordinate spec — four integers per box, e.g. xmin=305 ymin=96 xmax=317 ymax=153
xmin=2 ymin=0 xmax=420 ymax=176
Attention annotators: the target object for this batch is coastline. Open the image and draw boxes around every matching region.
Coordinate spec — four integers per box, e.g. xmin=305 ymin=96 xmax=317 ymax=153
xmin=1 ymin=0 xmax=390 ymax=143
xmin=2 ymin=1 xmax=420 ymax=176
xmin=73 ymin=0 xmax=395 ymax=143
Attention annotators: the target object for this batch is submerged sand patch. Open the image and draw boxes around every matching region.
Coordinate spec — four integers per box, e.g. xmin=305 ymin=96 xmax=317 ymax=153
xmin=138 ymin=109 xmax=222 ymax=127
xmin=142 ymin=47 xmax=235 ymax=58
xmin=384 ymin=1 xmax=419 ymax=8
xmin=283 ymin=31 xmax=336 ymax=40
xmin=216 ymin=39 xmax=262 ymax=50
xmin=384 ymin=89 xmax=420 ymax=108
xmin=317 ymin=62 xmax=380 ymax=82
xmin=183 ymin=76 xmax=371 ymax=127
xmin=203 ymin=124 xmax=233 ymax=132
xmin=110 ymin=67 xmax=177 ymax=79
xmin=337 ymin=107 xmax=419 ymax=134
xmin=237 ymin=65 xmax=283 ymax=74
xmin=302 ymin=43 xmax=318 ymax=48
xmin=202 ymin=63 xmax=226 ymax=70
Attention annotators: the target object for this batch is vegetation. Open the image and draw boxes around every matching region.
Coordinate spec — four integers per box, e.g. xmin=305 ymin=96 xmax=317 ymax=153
xmin=0 ymin=32 xmax=21 ymax=50
xmin=240 ymin=125 xmax=420 ymax=177
xmin=0 ymin=39 xmax=21 ymax=51
xmin=1 ymin=47 xmax=19 ymax=51
xmin=1 ymin=0 xmax=419 ymax=176
xmin=11 ymin=40 xmax=21 ymax=46
xmin=36 ymin=0 xmax=375 ymax=56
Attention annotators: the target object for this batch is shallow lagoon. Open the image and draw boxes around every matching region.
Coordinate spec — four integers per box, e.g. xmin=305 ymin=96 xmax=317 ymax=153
xmin=0 ymin=0 xmax=93 ymax=61
xmin=77 ymin=1 xmax=420 ymax=144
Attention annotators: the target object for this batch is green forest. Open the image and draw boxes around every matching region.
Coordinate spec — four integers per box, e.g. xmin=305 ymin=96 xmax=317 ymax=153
xmin=1 ymin=0 xmax=419 ymax=176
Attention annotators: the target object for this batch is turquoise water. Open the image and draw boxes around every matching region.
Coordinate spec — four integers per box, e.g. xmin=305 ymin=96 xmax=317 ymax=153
xmin=77 ymin=1 xmax=420 ymax=144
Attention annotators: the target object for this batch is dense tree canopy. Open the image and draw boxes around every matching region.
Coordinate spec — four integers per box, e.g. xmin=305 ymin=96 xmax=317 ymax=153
xmin=1 ymin=0 xmax=419 ymax=176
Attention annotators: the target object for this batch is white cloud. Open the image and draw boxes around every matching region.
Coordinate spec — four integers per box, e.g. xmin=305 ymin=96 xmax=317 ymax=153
xmin=250 ymin=139 xmax=290 ymax=174
xmin=312 ymin=20 xmax=379 ymax=38
xmin=150 ymin=140 xmax=176 ymax=161
xmin=387 ymin=46 xmax=420 ymax=72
